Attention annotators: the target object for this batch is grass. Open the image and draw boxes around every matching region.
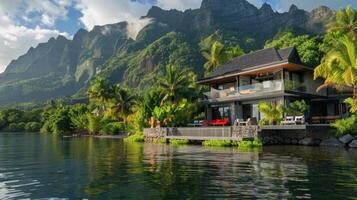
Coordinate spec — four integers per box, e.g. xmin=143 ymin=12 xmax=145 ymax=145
xmin=202 ymin=139 xmax=233 ymax=147
xmin=153 ymin=138 xmax=167 ymax=144
xmin=124 ymin=134 xmax=144 ymax=142
xmin=237 ymin=139 xmax=263 ymax=149
xmin=169 ymin=139 xmax=190 ymax=145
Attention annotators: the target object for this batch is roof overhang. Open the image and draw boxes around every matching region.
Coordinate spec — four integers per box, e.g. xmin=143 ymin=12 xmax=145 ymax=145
xmin=197 ymin=62 xmax=313 ymax=84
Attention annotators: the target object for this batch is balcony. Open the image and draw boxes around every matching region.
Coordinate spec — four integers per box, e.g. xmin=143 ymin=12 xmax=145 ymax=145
xmin=204 ymin=80 xmax=284 ymax=102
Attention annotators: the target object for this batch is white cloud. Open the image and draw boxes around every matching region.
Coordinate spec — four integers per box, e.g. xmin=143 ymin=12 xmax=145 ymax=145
xmin=0 ymin=13 xmax=68 ymax=72
xmin=156 ymin=0 xmax=201 ymax=11
xmin=75 ymin=0 xmax=151 ymax=30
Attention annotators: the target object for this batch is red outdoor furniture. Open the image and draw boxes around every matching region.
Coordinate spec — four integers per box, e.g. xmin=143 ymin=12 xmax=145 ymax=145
xmin=210 ymin=118 xmax=230 ymax=126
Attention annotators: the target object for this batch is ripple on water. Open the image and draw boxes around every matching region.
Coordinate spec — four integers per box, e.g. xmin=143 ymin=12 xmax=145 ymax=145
xmin=0 ymin=134 xmax=357 ymax=199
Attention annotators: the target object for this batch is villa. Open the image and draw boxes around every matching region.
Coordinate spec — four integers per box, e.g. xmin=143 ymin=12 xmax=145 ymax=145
xmin=198 ymin=47 xmax=351 ymax=125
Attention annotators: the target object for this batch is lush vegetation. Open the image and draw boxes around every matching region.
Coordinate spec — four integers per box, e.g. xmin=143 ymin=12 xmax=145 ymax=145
xmin=202 ymin=41 xmax=244 ymax=75
xmin=0 ymin=109 xmax=42 ymax=132
xmin=286 ymin=100 xmax=309 ymax=116
xmin=237 ymin=139 xmax=263 ymax=149
xmin=332 ymin=115 xmax=357 ymax=137
xmin=169 ymin=139 xmax=190 ymax=145
xmin=124 ymin=134 xmax=145 ymax=142
xmin=265 ymin=32 xmax=324 ymax=67
xmin=258 ymin=102 xmax=284 ymax=125
xmin=202 ymin=139 xmax=234 ymax=147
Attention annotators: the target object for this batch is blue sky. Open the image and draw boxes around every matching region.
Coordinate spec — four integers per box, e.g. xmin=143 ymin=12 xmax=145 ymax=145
xmin=0 ymin=0 xmax=356 ymax=72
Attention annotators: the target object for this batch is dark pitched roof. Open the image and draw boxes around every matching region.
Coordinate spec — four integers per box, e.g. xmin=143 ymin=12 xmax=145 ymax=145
xmin=205 ymin=47 xmax=304 ymax=79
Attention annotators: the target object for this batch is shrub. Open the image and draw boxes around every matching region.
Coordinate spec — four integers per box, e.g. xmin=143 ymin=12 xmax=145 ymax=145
xmin=169 ymin=139 xmax=190 ymax=145
xmin=258 ymin=102 xmax=284 ymax=125
xmin=25 ymin=122 xmax=41 ymax=132
xmin=7 ymin=122 xmax=26 ymax=132
xmin=87 ymin=114 xmax=101 ymax=135
xmin=40 ymin=107 xmax=72 ymax=135
xmin=238 ymin=139 xmax=263 ymax=149
xmin=100 ymin=122 xmax=126 ymax=135
xmin=202 ymin=139 xmax=232 ymax=147
xmin=124 ymin=134 xmax=145 ymax=142
xmin=153 ymin=138 xmax=167 ymax=144
xmin=331 ymin=115 xmax=357 ymax=137
xmin=286 ymin=100 xmax=309 ymax=116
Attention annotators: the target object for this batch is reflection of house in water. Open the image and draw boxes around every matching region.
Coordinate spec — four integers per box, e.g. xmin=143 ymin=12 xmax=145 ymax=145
xmin=142 ymin=144 xmax=314 ymax=199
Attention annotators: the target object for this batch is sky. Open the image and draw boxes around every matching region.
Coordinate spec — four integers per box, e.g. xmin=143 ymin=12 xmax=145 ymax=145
xmin=0 ymin=0 xmax=356 ymax=73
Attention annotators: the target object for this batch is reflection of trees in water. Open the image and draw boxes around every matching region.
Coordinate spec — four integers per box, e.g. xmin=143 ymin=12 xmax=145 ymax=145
xmin=269 ymin=146 xmax=357 ymax=199
xmin=80 ymin=141 xmax=357 ymax=199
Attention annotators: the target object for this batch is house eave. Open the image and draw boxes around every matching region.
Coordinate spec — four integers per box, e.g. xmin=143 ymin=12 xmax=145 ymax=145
xmin=197 ymin=61 xmax=312 ymax=84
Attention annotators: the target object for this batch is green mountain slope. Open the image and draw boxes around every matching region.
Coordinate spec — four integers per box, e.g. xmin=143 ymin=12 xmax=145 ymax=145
xmin=0 ymin=0 xmax=334 ymax=105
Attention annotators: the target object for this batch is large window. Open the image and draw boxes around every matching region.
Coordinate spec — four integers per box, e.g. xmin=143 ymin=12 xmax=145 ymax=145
xmin=212 ymin=106 xmax=230 ymax=119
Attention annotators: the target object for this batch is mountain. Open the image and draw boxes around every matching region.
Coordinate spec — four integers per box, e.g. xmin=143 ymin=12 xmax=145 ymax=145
xmin=0 ymin=0 xmax=334 ymax=105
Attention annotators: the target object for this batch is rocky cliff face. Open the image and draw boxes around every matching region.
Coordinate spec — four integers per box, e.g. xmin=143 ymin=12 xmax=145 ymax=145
xmin=0 ymin=0 xmax=334 ymax=105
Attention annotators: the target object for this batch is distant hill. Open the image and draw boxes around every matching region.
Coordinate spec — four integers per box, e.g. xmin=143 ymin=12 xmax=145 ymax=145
xmin=0 ymin=0 xmax=334 ymax=105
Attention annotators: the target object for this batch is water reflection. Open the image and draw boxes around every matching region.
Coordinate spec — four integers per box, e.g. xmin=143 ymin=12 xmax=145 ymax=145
xmin=0 ymin=133 xmax=356 ymax=199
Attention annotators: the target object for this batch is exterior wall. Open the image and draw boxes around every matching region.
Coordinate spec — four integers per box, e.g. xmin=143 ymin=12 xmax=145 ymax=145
xmin=304 ymin=72 xmax=327 ymax=96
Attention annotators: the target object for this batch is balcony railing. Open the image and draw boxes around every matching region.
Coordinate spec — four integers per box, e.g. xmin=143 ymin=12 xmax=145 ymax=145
xmin=204 ymin=80 xmax=283 ymax=100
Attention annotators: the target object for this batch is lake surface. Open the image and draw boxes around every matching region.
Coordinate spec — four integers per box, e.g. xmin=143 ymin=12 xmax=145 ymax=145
xmin=0 ymin=133 xmax=356 ymax=200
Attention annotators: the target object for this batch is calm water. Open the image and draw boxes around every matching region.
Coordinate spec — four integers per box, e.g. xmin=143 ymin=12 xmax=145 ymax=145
xmin=0 ymin=133 xmax=357 ymax=200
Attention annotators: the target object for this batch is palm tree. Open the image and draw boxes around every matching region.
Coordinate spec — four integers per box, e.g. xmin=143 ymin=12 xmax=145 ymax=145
xmin=225 ymin=45 xmax=245 ymax=61
xmin=258 ymin=102 xmax=284 ymax=125
xmin=328 ymin=6 xmax=357 ymax=40
xmin=202 ymin=41 xmax=226 ymax=75
xmin=314 ymin=36 xmax=357 ymax=112
xmin=158 ymin=65 xmax=189 ymax=104
xmin=202 ymin=41 xmax=244 ymax=75
xmin=87 ymin=77 xmax=113 ymax=104
xmin=106 ymin=86 xmax=136 ymax=123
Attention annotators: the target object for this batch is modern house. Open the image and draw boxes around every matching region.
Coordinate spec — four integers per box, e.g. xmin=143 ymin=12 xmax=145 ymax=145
xmin=198 ymin=47 xmax=351 ymax=125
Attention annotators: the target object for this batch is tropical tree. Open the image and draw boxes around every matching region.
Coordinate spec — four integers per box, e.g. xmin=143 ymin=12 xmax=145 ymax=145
xmin=106 ymin=85 xmax=136 ymax=124
xmin=87 ymin=77 xmax=113 ymax=104
xmin=202 ymin=41 xmax=244 ymax=75
xmin=202 ymin=41 xmax=226 ymax=74
xmin=258 ymin=102 xmax=284 ymax=125
xmin=314 ymin=36 xmax=357 ymax=113
xmin=264 ymin=32 xmax=323 ymax=67
xmin=286 ymin=100 xmax=309 ymax=116
xmin=158 ymin=65 xmax=189 ymax=104
xmin=328 ymin=6 xmax=357 ymax=40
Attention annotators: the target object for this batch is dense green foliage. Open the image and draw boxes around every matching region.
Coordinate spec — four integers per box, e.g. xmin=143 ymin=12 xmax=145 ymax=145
xmin=264 ymin=32 xmax=324 ymax=67
xmin=0 ymin=109 xmax=42 ymax=132
xmin=331 ymin=115 xmax=357 ymax=137
xmin=237 ymin=139 xmax=263 ymax=149
xmin=258 ymin=102 xmax=284 ymax=125
xmin=124 ymin=134 xmax=145 ymax=142
xmin=169 ymin=139 xmax=190 ymax=145
xmin=202 ymin=41 xmax=244 ymax=75
xmin=286 ymin=100 xmax=309 ymax=116
xmin=202 ymin=139 xmax=234 ymax=147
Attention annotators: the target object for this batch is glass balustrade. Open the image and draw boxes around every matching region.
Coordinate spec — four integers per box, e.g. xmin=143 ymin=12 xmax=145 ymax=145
xmin=204 ymin=80 xmax=284 ymax=100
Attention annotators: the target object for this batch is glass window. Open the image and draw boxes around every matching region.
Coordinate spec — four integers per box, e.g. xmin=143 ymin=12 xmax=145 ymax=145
xmin=212 ymin=106 xmax=230 ymax=119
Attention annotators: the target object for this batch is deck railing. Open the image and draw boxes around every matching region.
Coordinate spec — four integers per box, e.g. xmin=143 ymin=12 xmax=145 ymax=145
xmin=204 ymin=80 xmax=283 ymax=100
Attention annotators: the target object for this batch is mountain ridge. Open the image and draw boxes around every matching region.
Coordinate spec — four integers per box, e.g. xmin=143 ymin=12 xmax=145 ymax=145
xmin=0 ymin=0 xmax=334 ymax=105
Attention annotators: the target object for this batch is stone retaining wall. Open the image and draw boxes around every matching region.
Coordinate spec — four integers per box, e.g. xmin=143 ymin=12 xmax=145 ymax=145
xmin=259 ymin=125 xmax=331 ymax=145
